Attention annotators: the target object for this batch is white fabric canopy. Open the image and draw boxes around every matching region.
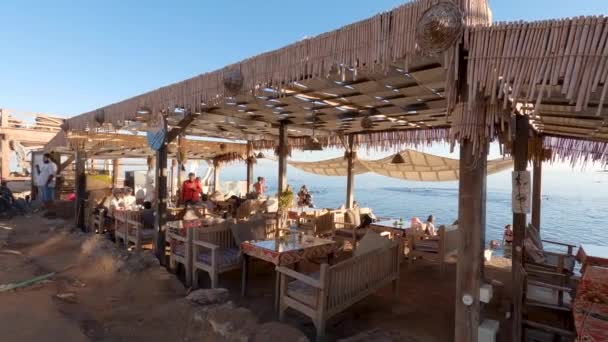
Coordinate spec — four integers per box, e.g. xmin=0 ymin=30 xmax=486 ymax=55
xmin=288 ymin=150 xmax=512 ymax=182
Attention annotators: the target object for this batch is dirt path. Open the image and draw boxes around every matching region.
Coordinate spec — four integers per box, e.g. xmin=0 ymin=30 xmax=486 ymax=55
xmin=0 ymin=214 xmax=194 ymax=342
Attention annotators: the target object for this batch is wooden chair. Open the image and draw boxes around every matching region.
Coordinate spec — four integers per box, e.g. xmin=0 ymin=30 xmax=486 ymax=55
xmin=333 ymin=208 xmax=367 ymax=251
xmin=192 ymin=220 xmax=241 ymax=289
xmin=516 ymin=263 xmax=576 ymax=341
xmin=524 ymin=224 xmax=577 ymax=284
xmin=167 ymin=221 xmax=194 ymax=286
xmin=408 ymin=225 xmax=458 ymax=275
xmin=114 ymin=210 xmax=128 ymax=247
xmin=125 ymin=211 xmax=154 ymax=252
xmin=277 ymin=240 xmax=401 ymax=341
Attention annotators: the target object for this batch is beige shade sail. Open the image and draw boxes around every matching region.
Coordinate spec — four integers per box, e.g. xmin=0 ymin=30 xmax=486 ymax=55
xmin=288 ymin=150 xmax=512 ymax=182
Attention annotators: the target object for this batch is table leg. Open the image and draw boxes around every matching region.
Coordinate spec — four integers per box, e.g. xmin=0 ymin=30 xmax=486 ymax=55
xmin=328 ymin=252 xmax=334 ymax=265
xmin=241 ymin=255 xmax=249 ymax=297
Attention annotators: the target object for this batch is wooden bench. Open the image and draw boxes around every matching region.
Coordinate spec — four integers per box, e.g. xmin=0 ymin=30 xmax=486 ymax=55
xmin=114 ymin=210 xmax=128 ymax=247
xmin=277 ymin=240 xmax=401 ymax=341
xmin=125 ymin=212 xmax=154 ymax=252
xmin=408 ymin=224 xmax=458 ymax=275
xmin=167 ymin=221 xmax=195 ymax=286
xmin=192 ymin=220 xmax=240 ymax=289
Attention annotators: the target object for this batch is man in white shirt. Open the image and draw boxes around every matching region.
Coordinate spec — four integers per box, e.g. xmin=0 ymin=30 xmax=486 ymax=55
xmin=38 ymin=153 xmax=58 ymax=203
xmin=122 ymin=187 xmax=137 ymax=209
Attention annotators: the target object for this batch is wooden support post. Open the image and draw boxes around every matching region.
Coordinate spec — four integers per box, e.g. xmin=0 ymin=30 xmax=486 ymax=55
xmin=455 ymin=139 xmax=487 ymax=342
xmin=246 ymin=143 xmax=254 ymax=193
xmin=213 ymin=161 xmax=220 ymax=192
xmin=345 ymin=135 xmax=355 ymax=209
xmin=75 ymin=150 xmax=86 ymax=230
xmin=246 ymin=159 xmax=254 ymax=193
xmin=277 ymin=121 xmax=288 ymax=194
xmin=512 ymin=114 xmax=529 ymax=342
xmin=531 ymin=142 xmax=542 ymax=229
xmin=111 ymin=159 xmax=120 ymax=187
xmin=154 ymin=122 xmax=169 ymax=263
xmin=0 ymin=109 xmax=10 ymax=180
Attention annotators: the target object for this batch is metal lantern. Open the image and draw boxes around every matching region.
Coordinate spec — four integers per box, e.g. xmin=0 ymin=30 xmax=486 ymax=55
xmin=60 ymin=121 xmax=69 ymax=132
xmin=361 ymin=116 xmax=374 ymax=130
xmin=223 ymin=68 xmax=244 ymax=94
xmin=95 ymin=109 xmax=105 ymax=126
xmin=416 ymin=1 xmax=465 ymax=54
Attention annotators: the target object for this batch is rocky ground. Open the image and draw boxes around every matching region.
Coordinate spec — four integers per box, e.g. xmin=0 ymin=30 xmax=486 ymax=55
xmin=0 ymin=212 xmax=513 ymax=341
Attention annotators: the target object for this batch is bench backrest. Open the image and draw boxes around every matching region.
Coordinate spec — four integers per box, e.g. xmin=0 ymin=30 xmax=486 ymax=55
xmin=325 ymin=241 xmax=400 ymax=314
xmin=442 ymin=225 xmax=459 ymax=256
xmin=195 ymin=221 xmax=237 ymax=249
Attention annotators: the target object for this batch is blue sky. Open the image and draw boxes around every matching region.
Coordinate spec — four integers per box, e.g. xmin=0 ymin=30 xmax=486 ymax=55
xmin=2 ymin=0 xmax=608 ymax=118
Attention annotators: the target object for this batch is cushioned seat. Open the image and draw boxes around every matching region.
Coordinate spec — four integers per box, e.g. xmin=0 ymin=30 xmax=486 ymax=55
xmin=174 ymin=243 xmax=186 ymax=257
xmin=129 ymin=228 xmax=155 ymax=237
xmin=197 ymin=247 xmax=240 ymax=267
xmin=527 ymin=284 xmax=572 ymax=308
xmin=287 ymin=272 xmax=320 ymax=308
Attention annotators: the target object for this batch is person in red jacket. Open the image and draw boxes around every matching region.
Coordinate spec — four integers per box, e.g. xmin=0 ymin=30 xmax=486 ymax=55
xmin=181 ymin=172 xmax=202 ymax=205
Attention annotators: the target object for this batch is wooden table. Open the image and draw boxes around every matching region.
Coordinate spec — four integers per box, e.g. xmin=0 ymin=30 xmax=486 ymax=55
xmin=573 ymin=266 xmax=608 ymax=341
xmin=240 ymin=236 xmax=336 ymax=312
xmin=576 ymin=244 xmax=608 ymax=273
xmin=369 ymin=220 xmax=412 ymax=238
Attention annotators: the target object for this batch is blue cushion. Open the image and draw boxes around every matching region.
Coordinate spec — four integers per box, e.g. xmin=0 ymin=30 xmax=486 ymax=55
xmin=197 ymin=248 xmax=240 ymax=266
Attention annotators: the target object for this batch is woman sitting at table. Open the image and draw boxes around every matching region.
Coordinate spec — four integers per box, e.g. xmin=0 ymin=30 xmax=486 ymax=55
xmin=122 ymin=187 xmax=137 ymax=209
xmin=109 ymin=188 xmax=124 ymax=217
xmin=297 ymin=185 xmax=310 ymax=207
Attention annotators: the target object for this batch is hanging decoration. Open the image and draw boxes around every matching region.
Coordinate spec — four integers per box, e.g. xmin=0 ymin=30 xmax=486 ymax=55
xmin=223 ymin=68 xmax=244 ymax=94
xmin=94 ymin=109 xmax=105 ymax=126
xmin=415 ymin=1 xmax=464 ymax=54
xmin=512 ymin=171 xmax=531 ymax=214
xmin=146 ymin=111 xmax=166 ymax=151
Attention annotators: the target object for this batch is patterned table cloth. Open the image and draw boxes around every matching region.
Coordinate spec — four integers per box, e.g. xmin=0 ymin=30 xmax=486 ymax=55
xmin=573 ymin=266 xmax=608 ymax=342
xmin=241 ymin=237 xmax=336 ymax=266
xmin=577 ymin=244 xmax=608 ymax=273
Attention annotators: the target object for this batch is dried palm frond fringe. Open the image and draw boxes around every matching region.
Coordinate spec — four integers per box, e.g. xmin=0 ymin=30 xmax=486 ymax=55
xmin=543 ymin=135 xmax=608 ymax=166
xmin=466 ymin=17 xmax=608 ymax=116
xmin=65 ymin=0 xmax=491 ymax=135
xmin=251 ymin=127 xmax=450 ymax=152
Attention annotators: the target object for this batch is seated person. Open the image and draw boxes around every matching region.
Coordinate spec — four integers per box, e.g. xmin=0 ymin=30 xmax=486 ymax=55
xmin=0 ymin=181 xmax=26 ymax=215
xmin=297 ymin=185 xmax=309 ymax=207
xmin=122 ymin=187 xmax=137 ymax=209
xmin=200 ymin=193 xmax=216 ymax=212
xmin=425 ymin=215 xmax=437 ymax=236
xmin=141 ymin=201 xmax=155 ymax=230
xmin=109 ymin=188 xmax=124 ymax=217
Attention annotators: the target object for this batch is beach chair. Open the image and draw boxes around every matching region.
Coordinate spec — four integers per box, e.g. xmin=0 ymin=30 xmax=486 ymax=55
xmin=516 ymin=263 xmax=575 ymax=341
xmin=277 ymin=235 xmax=401 ymax=341
xmin=192 ymin=219 xmax=241 ymax=289
xmin=408 ymin=225 xmax=459 ymax=275
xmin=523 ymin=224 xmax=577 ymax=281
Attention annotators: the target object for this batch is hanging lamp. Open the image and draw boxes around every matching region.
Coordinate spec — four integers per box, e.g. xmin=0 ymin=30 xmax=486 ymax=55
xmin=391 ymin=153 xmax=406 ymax=164
xmin=303 ymin=107 xmax=323 ymax=151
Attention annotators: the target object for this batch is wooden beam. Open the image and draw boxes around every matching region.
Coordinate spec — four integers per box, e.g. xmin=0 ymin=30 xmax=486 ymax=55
xmin=345 ymin=135 xmax=355 ymax=209
xmin=111 ymin=159 xmax=120 ymax=188
xmin=512 ymin=114 xmax=530 ymax=342
xmin=278 ymin=121 xmax=288 ymax=194
xmin=455 ymin=139 xmax=487 ymax=342
xmin=531 ymin=142 xmax=542 ymax=229
xmin=75 ymin=150 xmax=86 ymax=230
xmin=154 ymin=117 xmax=169 ymax=264
xmin=167 ymin=112 xmax=199 ymax=143
xmin=213 ymin=160 xmax=220 ymax=192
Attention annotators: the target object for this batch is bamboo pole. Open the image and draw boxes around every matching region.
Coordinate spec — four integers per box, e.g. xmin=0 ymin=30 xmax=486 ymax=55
xmin=345 ymin=135 xmax=355 ymax=209
xmin=278 ymin=121 xmax=288 ymax=194
xmin=154 ymin=117 xmax=169 ymax=264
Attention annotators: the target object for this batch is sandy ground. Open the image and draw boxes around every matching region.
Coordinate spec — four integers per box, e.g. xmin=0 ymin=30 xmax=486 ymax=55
xmin=0 ymin=213 xmax=514 ymax=342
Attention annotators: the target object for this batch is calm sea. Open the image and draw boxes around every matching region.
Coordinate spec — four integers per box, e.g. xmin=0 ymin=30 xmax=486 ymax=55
xmin=216 ymin=152 xmax=608 ymax=251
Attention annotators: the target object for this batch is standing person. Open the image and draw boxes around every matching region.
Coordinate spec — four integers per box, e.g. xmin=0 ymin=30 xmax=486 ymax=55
xmin=39 ymin=153 xmax=58 ymax=204
xmin=181 ymin=172 xmax=202 ymax=205
xmin=253 ymin=177 xmax=266 ymax=197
